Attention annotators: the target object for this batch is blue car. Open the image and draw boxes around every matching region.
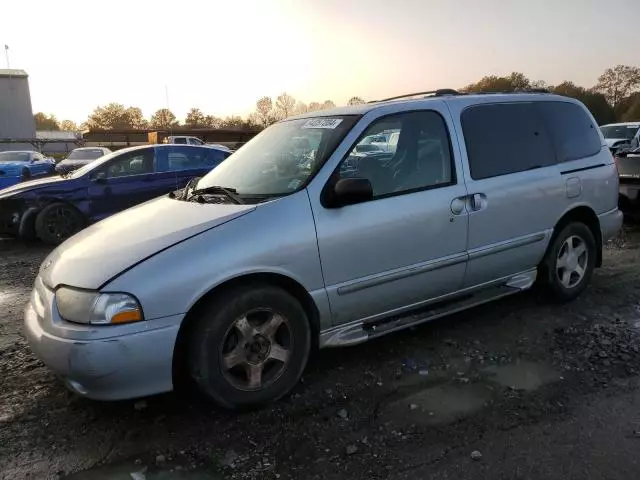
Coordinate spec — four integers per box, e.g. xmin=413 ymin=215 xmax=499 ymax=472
xmin=0 ymin=150 xmax=56 ymax=189
xmin=0 ymin=144 xmax=231 ymax=244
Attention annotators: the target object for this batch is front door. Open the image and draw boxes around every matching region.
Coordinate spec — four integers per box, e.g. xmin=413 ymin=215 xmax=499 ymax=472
xmin=88 ymin=147 xmax=156 ymax=221
xmin=309 ymin=107 xmax=469 ymax=326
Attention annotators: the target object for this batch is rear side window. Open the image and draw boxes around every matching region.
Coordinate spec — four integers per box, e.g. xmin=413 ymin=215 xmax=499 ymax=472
xmin=173 ymin=137 xmax=187 ymax=144
xmin=537 ymin=102 xmax=601 ymax=162
xmin=206 ymin=149 xmax=230 ymax=166
xmin=461 ymin=103 xmax=556 ymax=180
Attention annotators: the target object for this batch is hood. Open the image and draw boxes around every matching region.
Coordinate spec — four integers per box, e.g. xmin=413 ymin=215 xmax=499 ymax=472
xmin=0 ymin=175 xmax=68 ymax=197
xmin=40 ymin=196 xmax=256 ymax=289
xmin=605 ymin=138 xmax=629 ymax=148
xmin=58 ymin=159 xmax=92 ymax=167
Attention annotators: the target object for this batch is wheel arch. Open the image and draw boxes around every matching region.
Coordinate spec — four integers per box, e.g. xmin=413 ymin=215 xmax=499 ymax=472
xmin=171 ymin=271 xmax=322 ymax=388
xmin=550 ymin=205 xmax=602 ymax=267
xmin=32 ymin=199 xmax=88 ymax=241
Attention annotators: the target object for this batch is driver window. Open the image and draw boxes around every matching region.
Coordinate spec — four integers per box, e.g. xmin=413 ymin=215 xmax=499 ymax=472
xmin=103 ymin=149 xmax=154 ymax=178
xmin=338 ymin=111 xmax=454 ymax=198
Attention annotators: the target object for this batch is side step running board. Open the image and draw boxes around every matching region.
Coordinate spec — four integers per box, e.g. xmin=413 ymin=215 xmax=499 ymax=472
xmin=365 ymin=285 xmax=517 ymax=340
xmin=319 ymin=281 xmax=528 ymax=348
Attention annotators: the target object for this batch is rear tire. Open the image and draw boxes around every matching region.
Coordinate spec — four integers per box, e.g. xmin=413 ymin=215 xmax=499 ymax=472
xmin=188 ymin=285 xmax=311 ymax=410
xmin=538 ymin=222 xmax=596 ymax=303
xmin=34 ymin=203 xmax=85 ymax=245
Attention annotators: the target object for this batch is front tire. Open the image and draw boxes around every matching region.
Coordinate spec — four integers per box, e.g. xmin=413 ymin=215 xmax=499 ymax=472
xmin=539 ymin=222 xmax=596 ymax=302
xmin=188 ymin=285 xmax=311 ymax=409
xmin=34 ymin=202 xmax=85 ymax=245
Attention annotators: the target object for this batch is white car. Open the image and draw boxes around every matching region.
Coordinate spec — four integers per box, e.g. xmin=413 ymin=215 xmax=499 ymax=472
xmin=600 ymin=122 xmax=640 ymax=151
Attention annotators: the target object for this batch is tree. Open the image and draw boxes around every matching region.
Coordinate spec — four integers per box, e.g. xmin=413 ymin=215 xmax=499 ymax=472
xmin=204 ymin=115 xmax=222 ymax=128
xmin=621 ymin=95 xmax=640 ymax=122
xmin=255 ymin=96 xmax=275 ymax=127
xmin=184 ymin=108 xmax=207 ymax=128
xmin=321 ymin=100 xmax=336 ymax=110
xmin=59 ymin=120 xmax=79 ymax=132
xmin=125 ymin=107 xmax=148 ymax=129
xmin=463 ymin=72 xmax=531 ymax=93
xmin=149 ymin=108 xmax=179 ymax=129
xmin=348 ymin=96 xmax=365 ymax=106
xmin=293 ymin=101 xmax=308 ymax=115
xmin=34 ymin=112 xmax=59 ymax=130
xmin=85 ymin=103 xmax=148 ymax=130
xmin=552 ymin=81 xmax=615 ymax=125
xmin=594 ymin=65 xmax=640 ymax=108
xmin=307 ymin=102 xmax=322 ymax=112
xmin=275 ymin=92 xmax=296 ymax=119
xmin=220 ymin=115 xmax=249 ymax=129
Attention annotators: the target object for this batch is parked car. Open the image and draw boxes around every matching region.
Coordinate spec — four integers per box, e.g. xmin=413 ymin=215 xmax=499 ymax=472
xmin=600 ymin=122 xmax=640 ymax=153
xmin=55 ymin=147 xmax=112 ymax=174
xmin=615 ymin=147 xmax=640 ymax=216
xmin=0 ymin=144 xmax=230 ymax=243
xmin=0 ymin=151 xmax=55 ymax=189
xmin=24 ymin=92 xmax=622 ymax=409
xmin=165 ymin=135 xmax=205 ymax=145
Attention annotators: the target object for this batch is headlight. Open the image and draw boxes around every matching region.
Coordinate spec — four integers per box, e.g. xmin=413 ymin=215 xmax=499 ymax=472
xmin=55 ymin=287 xmax=143 ymax=325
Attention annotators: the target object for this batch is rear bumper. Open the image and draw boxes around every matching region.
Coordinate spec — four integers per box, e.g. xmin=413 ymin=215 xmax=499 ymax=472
xmin=598 ymin=207 xmax=623 ymax=242
xmin=24 ymin=280 xmax=183 ymax=400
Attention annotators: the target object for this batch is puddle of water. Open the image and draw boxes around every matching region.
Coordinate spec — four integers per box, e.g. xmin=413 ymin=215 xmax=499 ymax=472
xmin=387 ymin=384 xmax=492 ymax=426
xmin=482 ymin=361 xmax=560 ymax=391
xmin=64 ymin=463 xmax=220 ymax=480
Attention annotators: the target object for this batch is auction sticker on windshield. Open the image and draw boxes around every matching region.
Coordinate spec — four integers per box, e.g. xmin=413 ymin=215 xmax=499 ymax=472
xmin=302 ymin=118 xmax=343 ymax=129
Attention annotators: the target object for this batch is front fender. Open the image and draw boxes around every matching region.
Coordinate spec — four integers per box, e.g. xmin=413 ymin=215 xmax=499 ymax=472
xmin=19 ymin=207 xmax=39 ymax=239
xmin=104 ymin=191 xmax=327 ymax=323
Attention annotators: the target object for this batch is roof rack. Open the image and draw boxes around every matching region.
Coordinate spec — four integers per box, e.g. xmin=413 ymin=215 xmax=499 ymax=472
xmin=368 ymin=87 xmax=551 ymax=104
xmin=472 ymin=88 xmax=551 ymax=95
xmin=370 ymin=89 xmax=462 ymax=103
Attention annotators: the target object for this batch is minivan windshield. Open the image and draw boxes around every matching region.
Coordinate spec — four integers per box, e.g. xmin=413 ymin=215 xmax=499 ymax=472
xmin=196 ymin=116 xmax=360 ymax=196
xmin=600 ymin=125 xmax=640 ymax=140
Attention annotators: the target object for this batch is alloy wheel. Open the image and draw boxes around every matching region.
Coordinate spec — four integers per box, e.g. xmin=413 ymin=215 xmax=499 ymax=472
xmin=220 ymin=309 xmax=292 ymax=391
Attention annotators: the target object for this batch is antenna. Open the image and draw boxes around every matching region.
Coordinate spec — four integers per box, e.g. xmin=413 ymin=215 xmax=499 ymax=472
xmin=165 ymin=84 xmax=173 ymax=136
xmin=4 ymin=45 xmax=9 ymax=69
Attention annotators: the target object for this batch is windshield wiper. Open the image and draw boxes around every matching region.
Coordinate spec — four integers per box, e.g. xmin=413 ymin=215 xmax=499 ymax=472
xmin=189 ymin=185 xmax=243 ymax=204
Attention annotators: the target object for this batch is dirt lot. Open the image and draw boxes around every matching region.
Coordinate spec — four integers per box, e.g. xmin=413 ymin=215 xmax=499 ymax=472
xmin=2 ymin=227 xmax=640 ymax=479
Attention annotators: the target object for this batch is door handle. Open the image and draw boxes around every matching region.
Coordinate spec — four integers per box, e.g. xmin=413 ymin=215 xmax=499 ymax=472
xmin=469 ymin=193 xmax=486 ymax=211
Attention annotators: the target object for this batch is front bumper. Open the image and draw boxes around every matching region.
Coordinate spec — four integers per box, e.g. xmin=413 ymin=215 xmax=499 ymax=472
xmin=0 ymin=198 xmax=25 ymax=235
xmin=24 ymin=277 xmax=183 ymax=400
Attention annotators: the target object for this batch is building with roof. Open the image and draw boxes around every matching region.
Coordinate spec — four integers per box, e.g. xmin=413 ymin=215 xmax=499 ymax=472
xmin=0 ymin=69 xmax=36 ymax=151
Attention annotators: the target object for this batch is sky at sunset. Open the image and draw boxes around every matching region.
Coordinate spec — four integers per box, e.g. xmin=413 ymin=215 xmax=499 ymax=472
xmin=3 ymin=0 xmax=639 ymax=123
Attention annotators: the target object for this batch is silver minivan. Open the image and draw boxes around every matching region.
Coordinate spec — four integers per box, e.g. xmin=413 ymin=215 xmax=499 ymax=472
xmin=25 ymin=91 xmax=623 ymax=409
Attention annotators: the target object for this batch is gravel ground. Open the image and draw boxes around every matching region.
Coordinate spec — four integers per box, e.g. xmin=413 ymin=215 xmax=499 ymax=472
xmin=2 ymin=226 xmax=640 ymax=479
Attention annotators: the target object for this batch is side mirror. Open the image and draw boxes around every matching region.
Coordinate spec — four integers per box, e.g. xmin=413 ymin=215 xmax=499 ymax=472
xmin=324 ymin=177 xmax=373 ymax=208
xmin=92 ymin=171 xmax=107 ymax=183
